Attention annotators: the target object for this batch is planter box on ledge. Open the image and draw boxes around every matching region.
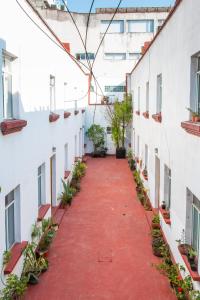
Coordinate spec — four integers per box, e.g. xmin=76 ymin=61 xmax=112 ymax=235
xmin=64 ymin=111 xmax=71 ymax=119
xmin=81 ymin=109 xmax=85 ymax=113
xmin=178 ymin=247 xmax=200 ymax=281
xmin=152 ymin=113 xmax=162 ymax=123
xmin=49 ymin=113 xmax=60 ymax=123
xmin=159 ymin=206 xmax=171 ymax=225
xmin=143 ymin=111 xmax=149 ymax=119
xmin=1 ymin=119 xmax=27 ymax=135
xmin=135 ymin=111 xmax=140 ymax=116
xmin=74 ymin=110 xmax=79 ymax=115
xmin=181 ymin=121 xmax=200 ymax=137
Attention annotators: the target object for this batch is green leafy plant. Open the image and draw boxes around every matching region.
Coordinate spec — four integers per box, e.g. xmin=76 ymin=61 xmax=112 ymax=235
xmin=152 ymin=215 xmax=160 ymax=224
xmin=31 ymin=223 xmax=41 ymax=240
xmin=190 ymin=290 xmax=200 ymax=300
xmin=3 ymin=251 xmax=12 ymax=267
xmin=86 ymin=124 xmax=105 ymax=152
xmin=1 ymin=274 xmax=28 ymax=300
xmin=42 ymin=217 xmax=53 ymax=234
xmin=59 ymin=180 xmax=76 ymax=206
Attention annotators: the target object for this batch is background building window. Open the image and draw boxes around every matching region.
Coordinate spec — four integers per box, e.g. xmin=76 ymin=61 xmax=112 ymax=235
xmin=105 ymin=86 xmax=126 ymax=93
xmin=76 ymin=53 xmax=94 ymax=60
xmin=146 ymin=81 xmax=149 ymax=112
xmin=128 ymin=53 xmax=141 ymax=60
xmin=2 ymin=52 xmax=14 ymax=119
xmin=156 ymin=74 xmax=162 ymax=113
xmin=104 ymin=53 xmax=126 ymax=60
xmin=127 ymin=20 xmax=154 ymax=33
xmin=164 ymin=165 xmax=171 ymax=210
xmin=50 ymin=75 xmax=56 ymax=111
xmin=38 ymin=164 xmax=45 ymax=207
xmin=101 ymin=20 xmax=124 ymax=33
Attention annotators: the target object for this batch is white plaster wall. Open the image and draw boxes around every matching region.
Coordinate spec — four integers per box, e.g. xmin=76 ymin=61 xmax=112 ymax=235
xmin=0 ymin=0 xmax=87 ymax=279
xmin=130 ymin=0 xmax=200 ymax=288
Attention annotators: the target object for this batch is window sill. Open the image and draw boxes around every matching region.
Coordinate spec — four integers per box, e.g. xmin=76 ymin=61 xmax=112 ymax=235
xmin=4 ymin=241 xmax=28 ymax=274
xmin=135 ymin=111 xmax=140 ymax=116
xmin=159 ymin=206 xmax=171 ymax=225
xmin=74 ymin=110 xmax=79 ymax=115
xmin=64 ymin=111 xmax=71 ymax=119
xmin=181 ymin=121 xmax=200 ymax=137
xmin=142 ymin=111 xmax=149 ymax=119
xmin=49 ymin=113 xmax=60 ymax=123
xmin=152 ymin=113 xmax=162 ymax=123
xmin=64 ymin=170 xmax=70 ymax=179
xmin=1 ymin=119 xmax=27 ymax=135
xmin=178 ymin=247 xmax=200 ymax=281
xmin=37 ymin=204 xmax=51 ymax=221
xmin=81 ymin=109 xmax=85 ymax=114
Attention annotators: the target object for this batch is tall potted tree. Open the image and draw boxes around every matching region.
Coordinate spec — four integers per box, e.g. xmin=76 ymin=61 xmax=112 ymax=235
xmin=107 ymin=94 xmax=132 ymax=159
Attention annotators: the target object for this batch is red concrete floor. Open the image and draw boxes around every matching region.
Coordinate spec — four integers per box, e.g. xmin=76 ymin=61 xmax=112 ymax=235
xmin=25 ymin=157 xmax=176 ymax=300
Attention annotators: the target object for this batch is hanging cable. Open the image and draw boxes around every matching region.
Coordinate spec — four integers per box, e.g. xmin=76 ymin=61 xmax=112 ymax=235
xmin=85 ymin=0 xmax=95 ymax=53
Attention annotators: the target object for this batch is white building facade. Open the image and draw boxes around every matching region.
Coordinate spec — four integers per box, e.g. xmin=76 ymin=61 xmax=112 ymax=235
xmin=38 ymin=6 xmax=170 ymax=154
xmin=129 ymin=0 xmax=200 ymax=289
xmin=0 ymin=0 xmax=87 ymax=286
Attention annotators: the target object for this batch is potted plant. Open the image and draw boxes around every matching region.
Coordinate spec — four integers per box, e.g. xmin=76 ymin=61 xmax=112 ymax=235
xmin=106 ymin=94 xmax=132 ymax=159
xmin=151 ymin=214 xmax=160 ymax=229
xmin=86 ymin=124 xmax=107 ymax=157
xmin=176 ymin=230 xmax=190 ymax=256
xmin=59 ymin=180 xmax=76 ymax=207
xmin=187 ymin=108 xmax=200 ymax=122
xmin=152 ymin=237 xmax=165 ymax=257
xmin=1 ymin=274 xmax=28 ymax=300
xmin=161 ymin=201 xmax=166 ymax=210
xmin=187 ymin=247 xmax=197 ymax=265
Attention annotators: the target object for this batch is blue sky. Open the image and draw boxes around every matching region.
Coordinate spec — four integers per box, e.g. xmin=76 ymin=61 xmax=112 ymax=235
xmin=67 ymin=0 xmax=175 ymax=13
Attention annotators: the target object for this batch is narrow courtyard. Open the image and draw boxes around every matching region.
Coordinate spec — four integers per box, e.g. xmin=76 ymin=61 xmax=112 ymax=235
xmin=25 ymin=157 xmax=176 ymax=300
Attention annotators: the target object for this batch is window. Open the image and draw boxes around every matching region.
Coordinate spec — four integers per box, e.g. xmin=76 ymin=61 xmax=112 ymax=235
xmin=2 ymin=51 xmax=15 ymax=119
xmin=128 ymin=53 xmax=141 ymax=60
xmin=138 ymin=87 xmax=140 ymax=111
xmin=107 ymin=127 xmax=112 ymax=134
xmin=137 ymin=135 xmax=140 ymax=157
xmin=145 ymin=144 xmax=148 ymax=169
xmin=5 ymin=190 xmax=15 ymax=249
xmin=101 ymin=20 xmax=124 ymax=33
xmin=104 ymin=53 xmax=126 ymax=60
xmin=75 ymin=53 xmax=95 ymax=60
xmin=64 ymin=143 xmax=68 ymax=171
xmin=156 ymin=74 xmax=162 ymax=113
xmin=191 ymin=195 xmax=200 ymax=253
xmin=127 ymin=20 xmax=154 ymax=33
xmin=105 ymin=86 xmax=126 ymax=93
xmin=146 ymin=81 xmax=149 ymax=112
xmin=196 ymin=56 xmax=200 ymax=114
xmin=50 ymin=75 xmax=56 ymax=111
xmin=164 ymin=165 xmax=171 ymax=210
xmin=38 ymin=164 xmax=45 ymax=207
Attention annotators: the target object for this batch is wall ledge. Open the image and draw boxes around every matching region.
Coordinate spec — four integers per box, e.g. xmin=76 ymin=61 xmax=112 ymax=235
xmin=64 ymin=111 xmax=71 ymax=119
xmin=38 ymin=204 xmax=51 ymax=221
xmin=181 ymin=121 xmax=200 ymax=137
xmin=4 ymin=241 xmax=28 ymax=274
xmin=152 ymin=113 xmax=162 ymax=123
xmin=49 ymin=112 xmax=60 ymax=123
xmin=1 ymin=119 xmax=27 ymax=135
xmin=142 ymin=111 xmax=149 ymax=119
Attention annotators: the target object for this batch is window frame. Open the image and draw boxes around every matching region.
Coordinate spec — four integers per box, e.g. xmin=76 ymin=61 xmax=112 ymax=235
xmin=146 ymin=81 xmax=149 ymax=112
xmin=105 ymin=85 xmax=126 ymax=93
xmin=38 ymin=164 xmax=45 ymax=207
xmin=5 ymin=190 xmax=15 ymax=250
xmin=156 ymin=74 xmax=162 ymax=113
xmin=127 ymin=20 xmax=154 ymax=33
xmin=2 ymin=51 xmax=16 ymax=119
xmin=164 ymin=165 xmax=171 ymax=210
xmin=100 ymin=20 xmax=124 ymax=34
xmin=50 ymin=75 xmax=56 ymax=112
xmin=196 ymin=56 xmax=200 ymax=114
